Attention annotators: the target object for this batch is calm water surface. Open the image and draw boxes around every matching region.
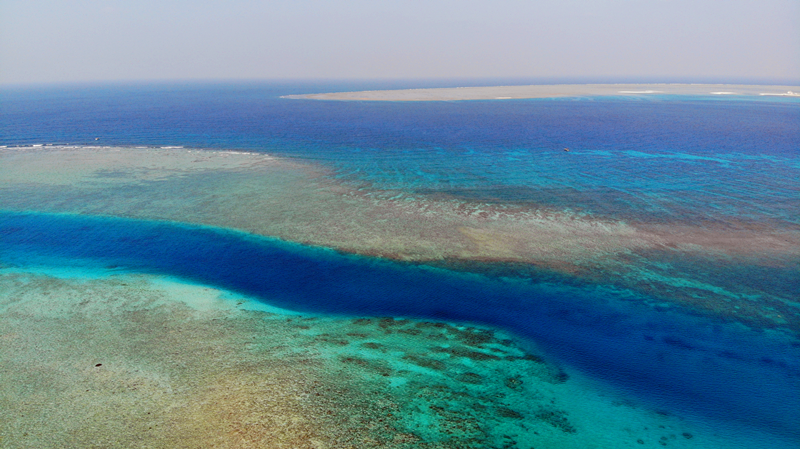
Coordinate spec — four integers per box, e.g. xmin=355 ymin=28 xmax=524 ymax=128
xmin=1 ymin=82 xmax=799 ymax=443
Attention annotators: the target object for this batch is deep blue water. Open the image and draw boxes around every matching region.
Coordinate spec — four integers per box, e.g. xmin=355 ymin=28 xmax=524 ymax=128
xmin=1 ymin=82 xmax=799 ymax=442
xmin=2 ymin=82 xmax=799 ymax=224
xmin=1 ymin=210 xmax=798 ymax=439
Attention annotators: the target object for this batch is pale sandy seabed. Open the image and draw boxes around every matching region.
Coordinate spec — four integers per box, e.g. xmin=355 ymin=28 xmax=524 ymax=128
xmin=0 ymin=146 xmax=797 ymax=448
xmin=283 ymin=84 xmax=800 ymax=101
xmin=1 ymin=146 xmax=797 ymax=329
xmin=2 ymin=269 xmax=754 ymax=449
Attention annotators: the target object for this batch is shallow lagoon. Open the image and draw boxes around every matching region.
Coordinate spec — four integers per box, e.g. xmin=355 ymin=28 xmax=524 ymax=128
xmin=1 ymin=83 xmax=799 ymax=448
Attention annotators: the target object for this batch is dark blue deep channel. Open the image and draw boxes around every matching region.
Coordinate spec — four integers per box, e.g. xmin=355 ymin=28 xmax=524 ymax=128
xmin=1 ymin=211 xmax=798 ymax=441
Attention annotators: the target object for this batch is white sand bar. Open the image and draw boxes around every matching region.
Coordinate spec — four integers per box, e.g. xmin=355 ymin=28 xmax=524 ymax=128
xmin=284 ymin=84 xmax=800 ymax=101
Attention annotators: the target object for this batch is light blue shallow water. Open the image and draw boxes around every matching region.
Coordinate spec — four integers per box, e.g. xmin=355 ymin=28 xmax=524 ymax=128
xmin=1 ymin=210 xmax=798 ymax=440
xmin=1 ymin=82 xmax=799 ymax=444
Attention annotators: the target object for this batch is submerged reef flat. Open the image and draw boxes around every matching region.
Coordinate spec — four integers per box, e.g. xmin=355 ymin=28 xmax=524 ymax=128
xmin=0 ymin=269 xmax=774 ymax=448
xmin=2 ymin=86 xmax=798 ymax=448
xmin=283 ymin=83 xmax=800 ymax=101
xmin=1 ymin=146 xmax=798 ymax=331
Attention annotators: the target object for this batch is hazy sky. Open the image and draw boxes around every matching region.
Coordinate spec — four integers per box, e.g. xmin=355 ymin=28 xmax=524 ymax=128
xmin=1 ymin=0 xmax=798 ymax=85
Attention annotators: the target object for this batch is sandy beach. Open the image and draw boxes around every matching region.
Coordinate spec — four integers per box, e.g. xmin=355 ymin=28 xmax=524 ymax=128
xmin=283 ymin=84 xmax=800 ymax=101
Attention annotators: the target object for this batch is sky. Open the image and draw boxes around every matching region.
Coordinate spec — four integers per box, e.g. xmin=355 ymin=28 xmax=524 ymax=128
xmin=1 ymin=0 xmax=798 ymax=85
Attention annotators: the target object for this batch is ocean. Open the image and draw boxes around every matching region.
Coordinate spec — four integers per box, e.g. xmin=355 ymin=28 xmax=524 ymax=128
xmin=1 ymin=81 xmax=798 ymax=448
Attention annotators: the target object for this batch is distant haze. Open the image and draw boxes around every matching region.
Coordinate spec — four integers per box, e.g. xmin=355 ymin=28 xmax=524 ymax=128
xmin=1 ymin=0 xmax=798 ymax=85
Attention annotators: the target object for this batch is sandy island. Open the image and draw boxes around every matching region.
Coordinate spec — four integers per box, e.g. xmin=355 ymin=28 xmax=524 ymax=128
xmin=283 ymin=84 xmax=800 ymax=101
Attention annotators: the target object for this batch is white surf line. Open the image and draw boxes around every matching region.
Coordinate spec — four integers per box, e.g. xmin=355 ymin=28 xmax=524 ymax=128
xmin=759 ymin=91 xmax=800 ymax=96
xmin=710 ymin=92 xmax=738 ymax=95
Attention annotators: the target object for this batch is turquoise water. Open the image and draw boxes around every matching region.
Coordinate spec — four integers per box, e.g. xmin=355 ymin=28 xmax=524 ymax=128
xmin=1 ymin=210 xmax=799 ymax=440
xmin=1 ymin=82 xmax=799 ymax=445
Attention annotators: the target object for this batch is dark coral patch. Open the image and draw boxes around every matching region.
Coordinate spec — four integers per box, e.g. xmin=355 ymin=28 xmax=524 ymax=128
xmin=496 ymin=407 xmax=524 ymax=419
xmin=448 ymin=327 xmax=495 ymax=346
xmin=534 ymin=409 xmax=576 ymax=433
xmin=403 ymin=354 xmax=446 ymax=371
xmin=505 ymin=353 xmax=545 ymax=363
xmin=314 ymin=334 xmax=349 ymax=346
xmin=433 ymin=346 xmax=501 ymax=361
xmin=340 ymin=356 xmax=370 ymax=367
xmin=340 ymin=356 xmax=393 ymax=377
xmin=504 ymin=376 xmax=523 ymax=390
xmin=415 ymin=321 xmax=448 ymax=329
xmin=378 ymin=318 xmax=410 ymax=329
xmin=456 ymin=372 xmax=483 ymax=384
xmin=346 ymin=332 xmax=368 ymax=338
